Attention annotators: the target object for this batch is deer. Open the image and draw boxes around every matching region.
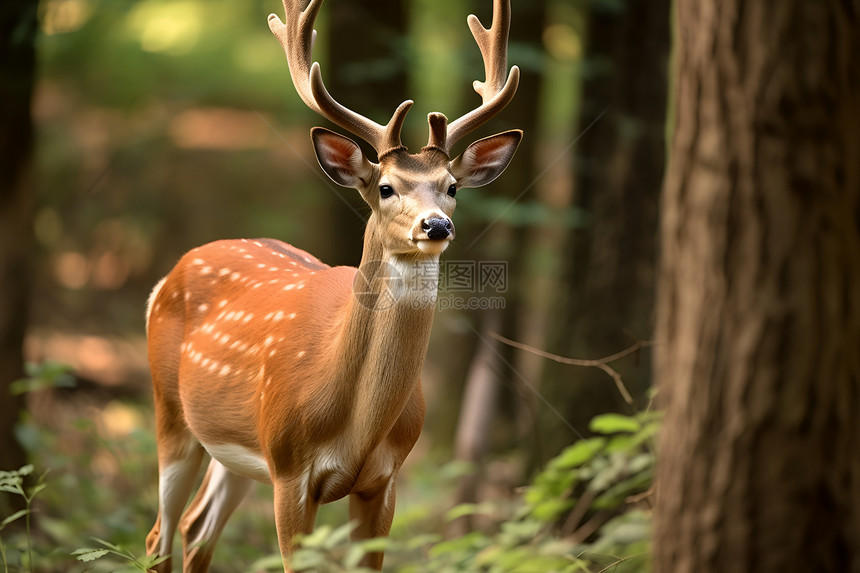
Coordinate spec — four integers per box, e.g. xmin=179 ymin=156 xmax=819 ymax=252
xmin=143 ymin=0 xmax=521 ymax=571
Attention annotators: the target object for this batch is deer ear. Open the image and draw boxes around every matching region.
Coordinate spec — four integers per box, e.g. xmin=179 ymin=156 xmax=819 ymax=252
xmin=450 ymin=130 xmax=522 ymax=188
xmin=311 ymin=127 xmax=375 ymax=188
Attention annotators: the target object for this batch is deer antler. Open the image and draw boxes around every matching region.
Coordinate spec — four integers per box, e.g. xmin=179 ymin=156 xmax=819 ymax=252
xmin=268 ymin=0 xmax=412 ymax=157
xmin=269 ymin=0 xmax=518 ymax=159
xmin=441 ymin=0 xmax=520 ymax=154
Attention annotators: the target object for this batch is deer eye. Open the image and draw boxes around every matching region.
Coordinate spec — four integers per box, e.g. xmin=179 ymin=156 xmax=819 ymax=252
xmin=447 ymin=184 xmax=457 ymax=197
xmin=379 ymin=185 xmax=395 ymax=199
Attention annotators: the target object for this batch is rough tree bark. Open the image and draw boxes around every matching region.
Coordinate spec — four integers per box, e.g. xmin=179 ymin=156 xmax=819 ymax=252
xmin=654 ymin=1 xmax=860 ymax=572
xmin=0 ymin=1 xmax=37 ymax=475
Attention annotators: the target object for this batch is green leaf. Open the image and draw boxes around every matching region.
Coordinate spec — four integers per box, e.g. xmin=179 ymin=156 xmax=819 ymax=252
xmin=553 ymin=438 xmax=605 ymax=469
xmin=404 ymin=533 xmax=441 ymax=550
xmin=288 ymin=549 xmax=325 ymax=570
xmin=28 ymin=483 xmax=48 ymax=498
xmin=137 ymin=554 xmax=171 ymax=568
xmin=323 ymin=521 xmax=356 ymax=549
xmin=589 ymin=413 xmax=640 ymax=434
xmin=357 ymin=537 xmax=389 ymax=553
xmin=72 ymin=548 xmax=111 ymax=562
xmin=247 ymin=554 xmax=286 ymax=571
xmin=92 ymin=537 xmax=124 ymax=552
xmin=444 ymin=502 xmax=495 ymax=522
xmin=295 ymin=524 xmax=331 ymax=549
xmin=0 ymin=509 xmax=30 ymax=530
xmin=343 ymin=544 xmax=367 ymax=569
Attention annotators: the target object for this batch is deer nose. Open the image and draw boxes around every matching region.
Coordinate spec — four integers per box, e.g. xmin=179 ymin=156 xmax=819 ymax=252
xmin=422 ymin=217 xmax=453 ymax=240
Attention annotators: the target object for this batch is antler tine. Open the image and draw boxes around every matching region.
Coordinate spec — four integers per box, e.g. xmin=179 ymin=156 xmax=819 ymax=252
xmin=424 ymin=113 xmax=449 ymax=154
xmin=443 ymin=0 xmax=520 ymax=153
xmin=268 ymin=0 xmax=412 ymax=156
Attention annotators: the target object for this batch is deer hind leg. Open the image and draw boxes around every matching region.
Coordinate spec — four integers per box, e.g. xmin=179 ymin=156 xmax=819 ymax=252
xmin=146 ymin=439 xmax=206 ymax=573
xmin=348 ymin=476 xmax=397 ymax=570
xmin=178 ymin=458 xmax=253 ymax=573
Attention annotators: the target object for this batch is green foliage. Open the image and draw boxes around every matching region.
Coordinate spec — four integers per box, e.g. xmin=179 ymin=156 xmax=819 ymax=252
xmin=0 ymin=465 xmax=48 ymax=573
xmin=252 ymin=410 xmax=660 ymax=572
xmin=1 ymin=399 xmax=658 ymax=572
xmin=10 ymin=361 xmax=76 ymax=396
xmin=72 ymin=538 xmax=168 ymax=572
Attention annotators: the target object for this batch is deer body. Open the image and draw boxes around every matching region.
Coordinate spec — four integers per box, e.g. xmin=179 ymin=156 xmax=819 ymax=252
xmin=146 ymin=1 xmax=520 ymax=571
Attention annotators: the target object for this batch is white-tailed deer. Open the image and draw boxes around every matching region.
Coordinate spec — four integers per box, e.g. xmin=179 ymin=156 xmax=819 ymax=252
xmin=144 ymin=0 xmax=520 ymax=570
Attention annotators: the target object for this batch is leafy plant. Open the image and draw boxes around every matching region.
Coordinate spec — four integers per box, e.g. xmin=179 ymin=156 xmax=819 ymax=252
xmin=0 ymin=465 xmax=48 ymax=573
xmin=10 ymin=361 xmax=75 ymax=396
xmin=72 ymin=537 xmax=168 ymax=572
xmin=253 ymin=410 xmax=660 ymax=572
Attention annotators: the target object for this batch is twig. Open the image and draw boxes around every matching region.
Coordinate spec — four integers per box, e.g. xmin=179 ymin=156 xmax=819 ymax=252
xmin=561 ymin=488 xmax=597 ymax=536
xmin=593 ymin=552 xmax=648 ymax=573
xmin=566 ymin=509 xmax=611 ymax=544
xmin=488 ymin=332 xmax=654 ymax=406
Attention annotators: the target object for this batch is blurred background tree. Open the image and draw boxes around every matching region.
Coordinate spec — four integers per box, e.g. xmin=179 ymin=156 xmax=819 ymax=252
xmin=0 ymin=0 xmax=39 ymax=516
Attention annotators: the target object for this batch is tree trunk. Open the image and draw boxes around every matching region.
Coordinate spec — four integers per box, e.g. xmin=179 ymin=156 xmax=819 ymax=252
xmin=654 ymin=1 xmax=860 ymax=572
xmin=0 ymin=0 xmax=38 ymax=507
xmin=448 ymin=311 xmax=502 ymax=537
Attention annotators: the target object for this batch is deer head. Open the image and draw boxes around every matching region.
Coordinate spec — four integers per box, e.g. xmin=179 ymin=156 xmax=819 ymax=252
xmin=268 ymin=0 xmax=522 ymax=261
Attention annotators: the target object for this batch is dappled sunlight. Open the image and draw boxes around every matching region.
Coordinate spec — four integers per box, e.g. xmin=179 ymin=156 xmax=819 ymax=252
xmin=53 ymin=251 xmax=89 ymax=290
xmin=98 ymin=400 xmax=147 ymax=439
xmin=543 ymin=23 xmax=582 ymax=63
xmin=41 ymin=0 xmax=93 ymax=36
xmin=126 ymin=0 xmax=204 ymax=56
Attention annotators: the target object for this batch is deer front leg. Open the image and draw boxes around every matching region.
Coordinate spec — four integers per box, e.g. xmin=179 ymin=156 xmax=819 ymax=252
xmin=348 ymin=477 xmax=397 ymax=570
xmin=273 ymin=475 xmax=318 ymax=572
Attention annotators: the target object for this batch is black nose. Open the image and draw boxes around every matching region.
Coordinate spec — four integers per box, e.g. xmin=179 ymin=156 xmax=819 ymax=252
xmin=422 ymin=217 xmax=452 ymax=240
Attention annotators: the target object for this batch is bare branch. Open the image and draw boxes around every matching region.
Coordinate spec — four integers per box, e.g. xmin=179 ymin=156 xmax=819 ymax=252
xmin=487 ymin=332 xmax=655 ymax=406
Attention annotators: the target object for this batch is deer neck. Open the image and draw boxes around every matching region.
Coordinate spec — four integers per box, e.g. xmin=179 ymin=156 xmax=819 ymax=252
xmin=333 ymin=215 xmax=439 ymax=441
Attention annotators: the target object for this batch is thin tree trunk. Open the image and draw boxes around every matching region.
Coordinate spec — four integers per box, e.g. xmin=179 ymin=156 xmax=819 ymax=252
xmin=654 ymin=1 xmax=860 ymax=571
xmin=551 ymin=0 xmax=669 ymax=435
xmin=448 ymin=311 xmax=502 ymax=538
xmin=0 ymin=0 xmax=38 ymax=510
xmin=323 ymin=0 xmax=409 ymax=266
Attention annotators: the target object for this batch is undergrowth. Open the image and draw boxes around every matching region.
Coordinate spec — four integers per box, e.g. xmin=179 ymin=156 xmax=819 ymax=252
xmin=0 ymin=364 xmax=658 ymax=572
